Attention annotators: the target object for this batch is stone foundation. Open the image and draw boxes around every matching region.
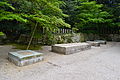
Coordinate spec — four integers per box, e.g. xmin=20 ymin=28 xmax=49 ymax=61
xmin=52 ymin=43 xmax=91 ymax=55
xmin=94 ymin=40 xmax=106 ymax=44
xmin=86 ymin=41 xmax=100 ymax=47
xmin=8 ymin=50 xmax=44 ymax=67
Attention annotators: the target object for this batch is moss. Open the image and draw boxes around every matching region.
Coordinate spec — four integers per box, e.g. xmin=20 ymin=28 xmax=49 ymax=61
xmin=0 ymin=32 xmax=5 ymax=36
xmin=12 ymin=43 xmax=42 ymax=50
xmin=21 ymin=56 xmax=34 ymax=60
xmin=20 ymin=55 xmax=43 ymax=60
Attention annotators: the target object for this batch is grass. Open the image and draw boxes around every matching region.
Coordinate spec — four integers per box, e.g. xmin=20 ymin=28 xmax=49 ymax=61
xmin=12 ymin=43 xmax=42 ymax=50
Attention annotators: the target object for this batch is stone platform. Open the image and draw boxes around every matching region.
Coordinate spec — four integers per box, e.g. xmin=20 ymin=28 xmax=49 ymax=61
xmin=52 ymin=43 xmax=91 ymax=55
xmin=86 ymin=41 xmax=100 ymax=47
xmin=8 ymin=50 xmax=44 ymax=67
xmin=94 ymin=40 xmax=107 ymax=44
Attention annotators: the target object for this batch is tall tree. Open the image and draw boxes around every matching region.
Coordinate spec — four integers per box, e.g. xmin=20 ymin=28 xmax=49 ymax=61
xmin=0 ymin=0 xmax=70 ymax=41
xmin=75 ymin=1 xmax=112 ymax=31
xmin=61 ymin=0 xmax=113 ymax=33
xmin=60 ymin=0 xmax=79 ymax=27
xmin=90 ymin=0 xmax=120 ymax=27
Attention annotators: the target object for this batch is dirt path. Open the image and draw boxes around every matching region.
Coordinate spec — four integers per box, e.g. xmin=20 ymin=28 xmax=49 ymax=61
xmin=0 ymin=42 xmax=120 ymax=80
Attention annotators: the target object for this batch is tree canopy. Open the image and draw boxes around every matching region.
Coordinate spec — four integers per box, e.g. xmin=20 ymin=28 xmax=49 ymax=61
xmin=0 ymin=0 xmax=120 ymax=43
xmin=0 ymin=0 xmax=70 ymax=33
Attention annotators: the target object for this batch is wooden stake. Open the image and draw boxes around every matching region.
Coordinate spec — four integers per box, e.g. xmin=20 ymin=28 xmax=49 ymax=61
xmin=26 ymin=22 xmax=38 ymax=50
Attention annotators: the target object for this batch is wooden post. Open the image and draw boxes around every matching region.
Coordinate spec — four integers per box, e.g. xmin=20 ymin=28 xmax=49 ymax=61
xmin=26 ymin=22 xmax=38 ymax=50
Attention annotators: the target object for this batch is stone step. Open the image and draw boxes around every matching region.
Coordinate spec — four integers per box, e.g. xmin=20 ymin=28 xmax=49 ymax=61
xmin=52 ymin=43 xmax=91 ymax=55
xmin=8 ymin=50 xmax=44 ymax=67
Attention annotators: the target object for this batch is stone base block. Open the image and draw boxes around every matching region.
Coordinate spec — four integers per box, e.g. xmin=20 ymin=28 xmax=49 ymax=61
xmin=8 ymin=50 xmax=44 ymax=67
xmin=86 ymin=41 xmax=100 ymax=47
xmin=52 ymin=43 xmax=91 ymax=55
xmin=94 ymin=40 xmax=107 ymax=44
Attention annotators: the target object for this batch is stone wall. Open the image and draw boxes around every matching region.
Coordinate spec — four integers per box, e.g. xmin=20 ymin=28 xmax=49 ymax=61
xmin=54 ymin=33 xmax=81 ymax=44
xmin=18 ymin=33 xmax=120 ymax=45
xmin=109 ymin=34 xmax=120 ymax=41
xmin=54 ymin=33 xmax=120 ymax=44
xmin=83 ymin=34 xmax=120 ymax=42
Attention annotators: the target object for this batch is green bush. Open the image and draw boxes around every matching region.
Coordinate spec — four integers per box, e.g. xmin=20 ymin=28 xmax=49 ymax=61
xmin=0 ymin=32 xmax=5 ymax=36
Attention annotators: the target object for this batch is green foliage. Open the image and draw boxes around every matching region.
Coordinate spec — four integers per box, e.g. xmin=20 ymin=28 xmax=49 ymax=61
xmin=60 ymin=0 xmax=119 ymax=34
xmin=0 ymin=0 xmax=120 ymax=44
xmin=0 ymin=1 xmax=15 ymax=10
xmin=0 ymin=32 xmax=5 ymax=36
xmin=9 ymin=0 xmax=70 ymax=29
xmin=0 ymin=1 xmax=27 ymax=22
xmin=90 ymin=0 xmax=120 ymax=30
xmin=0 ymin=31 xmax=7 ymax=44
xmin=75 ymin=1 xmax=112 ymax=28
xmin=0 ymin=11 xmax=27 ymax=22
xmin=0 ymin=0 xmax=70 ymax=43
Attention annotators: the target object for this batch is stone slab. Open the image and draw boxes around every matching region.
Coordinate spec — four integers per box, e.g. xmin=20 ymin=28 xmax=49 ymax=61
xmin=86 ymin=41 xmax=100 ymax=47
xmin=52 ymin=43 xmax=91 ymax=55
xmin=94 ymin=40 xmax=107 ymax=44
xmin=8 ymin=50 xmax=44 ymax=67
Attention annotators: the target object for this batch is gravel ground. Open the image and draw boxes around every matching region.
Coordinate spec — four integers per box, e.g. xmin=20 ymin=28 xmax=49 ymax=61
xmin=0 ymin=42 xmax=120 ymax=80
